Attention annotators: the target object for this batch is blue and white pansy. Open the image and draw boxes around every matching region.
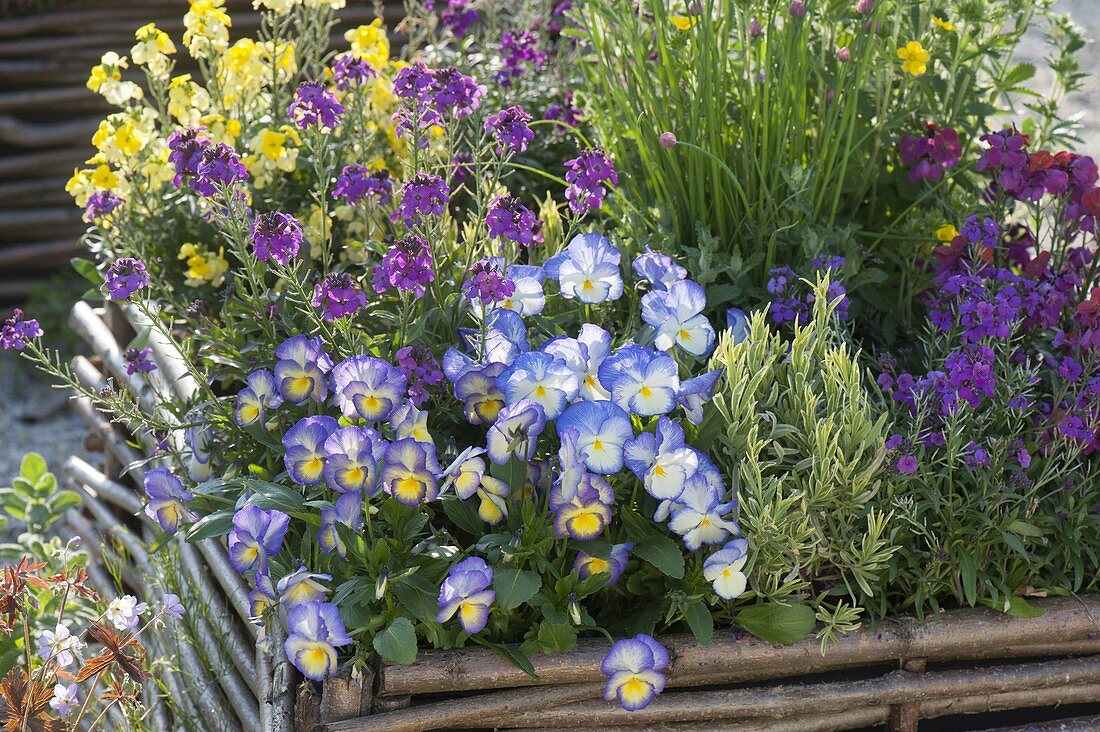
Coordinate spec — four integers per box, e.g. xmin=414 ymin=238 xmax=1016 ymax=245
xmin=332 ymin=355 xmax=407 ymax=422
xmin=624 ymin=417 xmax=700 ymax=501
xmin=601 ymin=634 xmax=669 ymax=712
xmin=703 ymin=538 xmax=749 ymax=600
xmin=497 ymin=351 xmax=579 ymax=420
xmin=667 ymin=481 xmax=739 ymax=551
xmin=557 ymin=400 xmax=633 ymax=474
xmin=283 ymin=416 xmax=339 ymax=487
xmin=599 ymin=345 xmax=680 ymax=416
xmin=632 ymin=248 xmax=686 ymax=292
xmin=641 ymin=280 xmax=716 ymax=356
xmin=544 ymin=232 xmax=623 ymax=304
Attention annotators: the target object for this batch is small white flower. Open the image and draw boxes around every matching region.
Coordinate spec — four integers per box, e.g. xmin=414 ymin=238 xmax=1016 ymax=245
xmin=49 ymin=683 xmax=79 ymax=715
xmin=106 ymin=595 xmax=148 ymax=631
xmin=35 ymin=624 xmax=84 ymax=668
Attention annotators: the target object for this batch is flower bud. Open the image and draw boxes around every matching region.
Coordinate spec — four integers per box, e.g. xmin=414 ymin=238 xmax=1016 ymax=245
xmin=837 ymin=46 xmax=851 ymax=63
xmin=749 ymin=18 xmax=762 ymax=38
xmin=788 ymin=0 xmax=805 ymax=18
xmin=375 ymin=567 xmax=389 ymax=600
xmin=855 ymin=0 xmax=873 ymax=14
xmin=659 ymin=132 xmax=677 ymax=149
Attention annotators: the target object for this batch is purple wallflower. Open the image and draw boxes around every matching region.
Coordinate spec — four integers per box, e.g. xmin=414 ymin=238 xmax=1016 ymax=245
xmin=395 ymin=346 xmax=444 ymax=406
xmin=191 ymin=143 xmax=248 ymax=196
xmin=167 ymin=127 xmax=211 ymax=185
xmin=373 ymin=236 xmax=435 ymax=296
xmin=227 ymin=505 xmax=291 ymax=575
xmin=496 ymin=31 xmax=547 ymax=85
xmin=283 ymin=415 xmax=340 ymax=486
xmin=601 ymin=635 xmax=668 ymax=711
xmin=436 ymin=557 xmax=494 ymax=634
xmin=312 ymin=273 xmax=367 ymax=321
xmin=463 ymin=259 xmax=516 ymax=305
xmin=900 ymin=123 xmax=961 ymax=183
xmin=485 ymin=106 xmax=535 ymax=155
xmin=289 ymin=82 xmax=345 ymax=130
xmin=124 ymin=347 xmax=157 ymax=375
xmin=1 ymin=309 xmax=43 ymax=351
xmin=392 ymin=173 xmax=449 ymax=225
xmin=143 ymin=468 xmax=194 ymax=534
xmin=283 ymin=601 xmax=352 ymax=681
xmin=564 ymin=149 xmax=618 ymax=215
xmin=431 ymin=67 xmax=485 ymax=119
xmin=251 ymin=211 xmax=304 ymax=265
xmin=331 ymin=53 xmax=375 ymax=90
xmin=439 ymin=0 xmax=478 ymax=37
xmin=103 ymin=258 xmax=149 ymax=301
xmin=333 ymin=166 xmax=393 ymax=206
xmin=486 ymin=195 xmax=542 ymax=246
xmin=897 ymin=455 xmax=918 ymax=473
xmin=545 ymin=91 xmax=582 ymax=127
xmin=83 ymin=191 xmax=123 ymax=222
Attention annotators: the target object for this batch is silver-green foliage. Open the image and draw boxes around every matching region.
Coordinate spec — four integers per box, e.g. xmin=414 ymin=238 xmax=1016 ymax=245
xmin=707 ymin=277 xmax=898 ymax=625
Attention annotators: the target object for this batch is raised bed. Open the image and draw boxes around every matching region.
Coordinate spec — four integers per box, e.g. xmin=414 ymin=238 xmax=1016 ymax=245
xmin=63 ymin=301 xmax=1100 ymax=732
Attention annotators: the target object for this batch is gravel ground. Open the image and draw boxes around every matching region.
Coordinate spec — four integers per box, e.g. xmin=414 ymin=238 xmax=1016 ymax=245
xmin=0 ymin=2 xmax=1098 ymax=482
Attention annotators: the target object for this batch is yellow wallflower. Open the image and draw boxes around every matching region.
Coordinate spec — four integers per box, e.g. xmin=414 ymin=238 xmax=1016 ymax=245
xmin=113 ymin=122 xmax=143 ymax=156
xmin=87 ymin=52 xmax=143 ymax=106
xmin=345 ymin=20 xmax=390 ymax=69
xmin=670 ymin=15 xmax=697 ymax=30
xmin=140 ymin=143 xmax=175 ymax=192
xmin=244 ymin=125 xmax=300 ymax=188
xmin=935 ymin=224 xmax=959 ymax=242
xmin=932 ymin=16 xmax=956 ymax=32
xmin=91 ymin=164 xmax=119 ymax=190
xmin=184 ymin=0 xmax=232 ymax=59
xmin=897 ymin=41 xmax=930 ymax=77
xmin=168 ymin=74 xmax=212 ymax=126
xmin=131 ymin=23 xmax=176 ymax=80
xmin=253 ymin=0 xmax=298 ymax=13
xmin=178 ymin=243 xmax=230 ymax=287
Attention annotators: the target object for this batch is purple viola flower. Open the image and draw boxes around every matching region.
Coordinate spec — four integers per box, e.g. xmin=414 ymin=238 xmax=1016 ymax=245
xmin=556 ymin=400 xmax=633 ymax=474
xmin=289 ymin=82 xmax=345 ymax=130
xmin=283 ymin=601 xmax=352 ymax=681
xmin=312 ymin=273 xmax=367 ymax=321
xmin=575 ymin=542 xmax=632 ymax=585
xmin=632 ymin=248 xmax=687 ymax=292
xmin=102 ymin=258 xmax=149 ymax=301
xmin=436 ymin=557 xmax=494 ymax=634
xmin=676 ymin=368 xmax=724 ymax=425
xmin=703 ymin=538 xmax=749 ymax=599
xmin=564 ymin=148 xmax=618 ymax=215
xmin=486 ymin=399 xmax=546 ymax=464
xmin=283 ymin=415 xmax=339 ymax=486
xmin=485 ymin=106 xmax=535 ymax=155
xmin=1 ymin=309 xmax=43 ymax=351
xmin=497 ymin=351 xmax=580 ymax=420
xmin=601 ymin=635 xmax=669 ymax=711
xmin=372 ymin=236 xmax=435 ymax=297
xmin=318 ymin=491 xmax=363 ymax=556
xmin=725 ymin=308 xmax=750 ymax=344
xmin=228 ymin=505 xmax=291 ymax=575
xmin=191 ymin=143 xmax=248 ymax=196
xmin=392 ymin=173 xmax=449 ymax=225
xmin=167 ymin=127 xmax=211 ymax=186
xmin=248 ymin=574 xmax=276 ymax=621
xmin=550 ymin=468 xmax=615 ymax=542
xmin=277 ymin=567 xmax=332 ymax=607
xmin=83 ymin=191 xmax=123 ymax=222
xmin=274 ymin=335 xmax=334 ymax=404
xmin=544 ymin=232 xmax=623 ymax=304
xmin=333 ymin=166 xmax=392 ymax=206
xmin=325 ymin=427 xmax=386 ymax=494
xmin=451 ymin=361 xmax=507 ymax=425
xmin=142 ymin=468 xmax=193 ymax=534
xmin=379 ymin=438 xmax=440 ymax=505
xmin=463 ymin=259 xmax=516 ymax=305
xmin=124 ymin=347 xmax=157 ymax=375
xmin=250 ymin=211 xmax=304 ymax=266
xmin=395 ymin=346 xmax=444 ymax=406
xmin=486 ymin=195 xmax=542 ymax=246
xmin=332 ymin=355 xmax=407 ymax=422
xmin=331 ymin=53 xmax=375 ymax=90
xmin=235 ymin=369 xmax=284 ymax=427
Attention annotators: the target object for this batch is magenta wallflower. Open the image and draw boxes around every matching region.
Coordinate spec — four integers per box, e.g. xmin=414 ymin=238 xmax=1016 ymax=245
xmin=564 ymin=148 xmax=619 ymax=215
xmin=83 ymin=192 xmax=123 ymax=222
xmin=312 ymin=273 xmax=367 ymax=321
xmin=485 ymin=106 xmax=535 ymax=155
xmin=393 ymin=173 xmax=449 ymax=225
xmin=333 ymin=166 xmax=393 ymax=206
xmin=1 ymin=309 xmax=43 ymax=351
xmin=486 ymin=195 xmax=542 ymax=246
xmin=289 ymin=82 xmax=345 ymax=130
xmin=373 ymin=236 xmax=435 ymax=296
xmin=167 ymin=127 xmax=211 ymax=185
xmin=899 ymin=123 xmax=961 ymax=183
xmin=897 ymin=455 xmax=918 ymax=473
xmin=396 ymin=346 xmax=444 ymax=406
xmin=124 ymin=347 xmax=157 ymax=375
xmin=251 ymin=211 xmax=304 ymax=265
xmin=103 ymin=257 xmax=149 ymax=301
xmin=191 ymin=143 xmax=248 ymax=196
xmin=463 ymin=259 xmax=516 ymax=305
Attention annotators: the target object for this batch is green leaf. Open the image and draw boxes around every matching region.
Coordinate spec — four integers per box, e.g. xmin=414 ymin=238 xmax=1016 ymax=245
xmin=1007 ymin=520 xmax=1044 ymax=538
xmin=392 ymin=572 xmax=440 ymax=622
xmin=48 ymin=490 xmax=83 ymax=515
xmin=245 ymin=481 xmax=306 ymax=514
xmin=632 ymin=534 xmax=685 ymax=579
xmin=536 ymin=622 xmax=577 ymax=653
xmin=683 ymin=599 xmax=713 ymax=646
xmin=734 ymin=603 xmax=816 ymax=645
xmin=959 ymin=550 xmax=978 ymax=606
xmin=373 ymin=617 xmax=418 ymax=665
xmin=186 ymin=510 xmax=234 ymax=541
xmin=494 ymin=567 xmax=541 ymax=611
xmin=71 ymin=257 xmax=103 ymax=285
xmin=19 ymin=453 xmax=48 ymax=484
xmin=442 ymin=497 xmax=484 ymax=536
